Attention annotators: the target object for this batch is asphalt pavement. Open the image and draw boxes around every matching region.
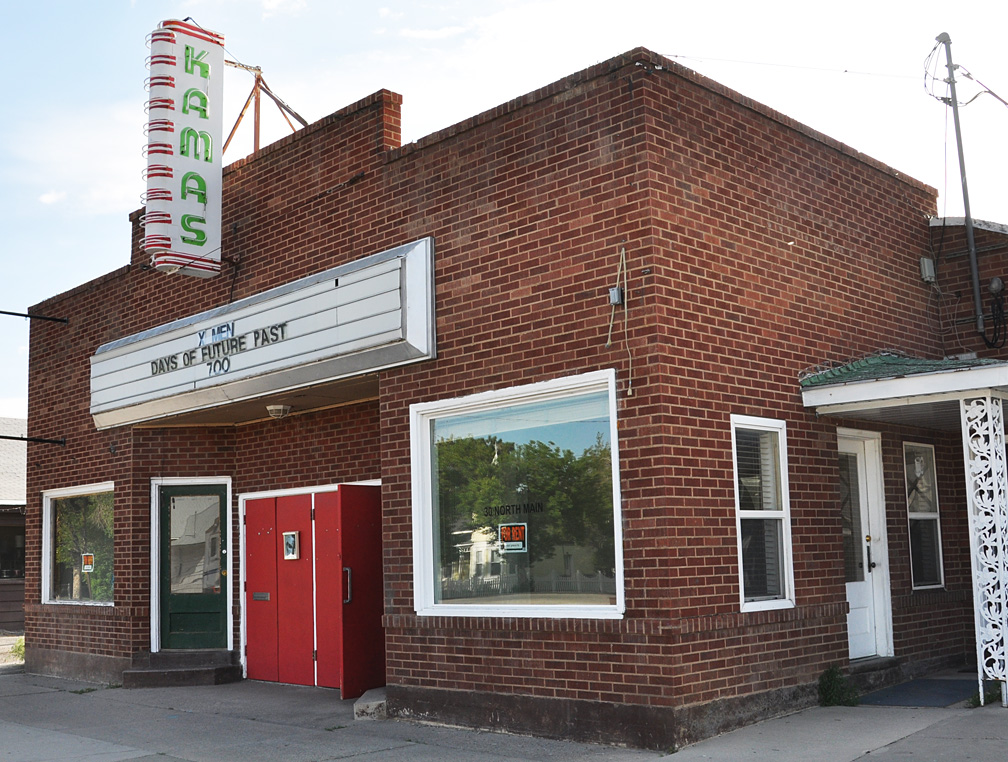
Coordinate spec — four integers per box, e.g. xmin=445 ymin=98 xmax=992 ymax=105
xmin=0 ymin=656 xmax=1006 ymax=761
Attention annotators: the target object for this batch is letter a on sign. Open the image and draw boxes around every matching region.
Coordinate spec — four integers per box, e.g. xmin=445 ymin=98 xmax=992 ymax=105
xmin=143 ymin=20 xmax=225 ymax=277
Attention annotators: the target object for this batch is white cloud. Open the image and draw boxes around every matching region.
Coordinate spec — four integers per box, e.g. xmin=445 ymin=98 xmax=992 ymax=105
xmin=8 ymin=102 xmax=145 ymax=219
xmin=39 ymin=190 xmax=66 ymax=205
xmin=399 ymin=25 xmax=467 ymax=41
xmin=0 ymin=398 xmax=27 ymax=419
xmin=261 ymin=0 xmax=307 ymax=18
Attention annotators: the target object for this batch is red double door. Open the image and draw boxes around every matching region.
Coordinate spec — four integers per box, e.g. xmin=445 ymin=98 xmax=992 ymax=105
xmin=244 ymin=485 xmax=385 ymax=698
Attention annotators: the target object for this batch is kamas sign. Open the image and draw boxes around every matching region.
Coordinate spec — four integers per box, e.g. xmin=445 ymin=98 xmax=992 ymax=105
xmin=143 ymin=19 xmax=225 ymax=277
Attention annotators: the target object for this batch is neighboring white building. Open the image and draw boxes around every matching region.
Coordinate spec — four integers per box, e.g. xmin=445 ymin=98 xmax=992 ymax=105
xmin=0 ymin=417 xmax=26 ymax=631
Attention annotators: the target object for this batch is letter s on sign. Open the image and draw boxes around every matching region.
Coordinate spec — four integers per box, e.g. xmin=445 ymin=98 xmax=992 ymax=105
xmin=181 ymin=215 xmax=207 ymax=245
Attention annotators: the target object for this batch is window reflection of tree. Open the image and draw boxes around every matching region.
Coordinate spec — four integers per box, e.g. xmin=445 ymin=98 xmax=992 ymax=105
xmin=53 ymin=492 xmax=114 ymax=602
xmin=434 ymin=429 xmax=614 ymax=602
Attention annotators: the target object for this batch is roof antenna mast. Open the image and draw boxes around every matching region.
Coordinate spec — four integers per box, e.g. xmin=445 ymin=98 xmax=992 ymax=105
xmin=936 ymin=32 xmax=984 ymax=336
xmin=223 ymin=61 xmax=309 ymax=155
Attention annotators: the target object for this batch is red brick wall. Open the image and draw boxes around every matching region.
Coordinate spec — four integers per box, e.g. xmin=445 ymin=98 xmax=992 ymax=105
xmin=926 ymin=223 xmax=1008 ymax=358
xmin=376 ymin=49 xmax=952 ymax=715
xmin=26 ymin=45 xmax=975 ymax=722
xmin=25 ymin=92 xmax=396 ymax=677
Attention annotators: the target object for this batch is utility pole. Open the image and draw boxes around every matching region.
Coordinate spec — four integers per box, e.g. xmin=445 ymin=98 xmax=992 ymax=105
xmin=936 ymin=32 xmax=984 ymax=335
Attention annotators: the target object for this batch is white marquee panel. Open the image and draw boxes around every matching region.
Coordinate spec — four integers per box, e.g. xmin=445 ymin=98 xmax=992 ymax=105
xmin=90 ymin=238 xmax=434 ymax=428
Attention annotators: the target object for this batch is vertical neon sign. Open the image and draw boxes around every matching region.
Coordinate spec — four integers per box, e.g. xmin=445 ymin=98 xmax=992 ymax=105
xmin=143 ymin=20 xmax=225 ymax=277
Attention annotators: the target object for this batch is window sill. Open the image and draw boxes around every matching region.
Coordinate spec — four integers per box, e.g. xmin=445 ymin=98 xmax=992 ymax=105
xmin=740 ymin=598 xmax=795 ymax=613
xmin=43 ymin=599 xmax=114 ymax=608
xmin=416 ymin=603 xmax=624 ymax=619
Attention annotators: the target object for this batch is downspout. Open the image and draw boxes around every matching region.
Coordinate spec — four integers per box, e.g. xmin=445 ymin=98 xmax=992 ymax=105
xmin=937 ymin=32 xmax=985 ymax=335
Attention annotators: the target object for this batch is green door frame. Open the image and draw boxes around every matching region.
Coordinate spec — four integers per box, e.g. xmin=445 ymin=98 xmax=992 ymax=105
xmin=159 ymin=483 xmax=229 ymax=650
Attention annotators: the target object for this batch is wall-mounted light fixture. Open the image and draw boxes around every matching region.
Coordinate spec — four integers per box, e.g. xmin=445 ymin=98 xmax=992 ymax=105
xmin=266 ymin=404 xmax=292 ymax=420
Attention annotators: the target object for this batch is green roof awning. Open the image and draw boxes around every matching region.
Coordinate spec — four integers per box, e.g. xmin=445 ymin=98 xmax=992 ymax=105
xmin=800 ymin=353 xmax=1003 ymax=389
xmin=800 ymin=353 xmax=1008 ymax=431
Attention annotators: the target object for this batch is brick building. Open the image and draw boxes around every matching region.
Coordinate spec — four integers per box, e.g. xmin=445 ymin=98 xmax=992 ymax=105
xmin=25 ymin=47 xmax=1008 ymax=748
xmin=0 ymin=417 xmax=26 ymax=631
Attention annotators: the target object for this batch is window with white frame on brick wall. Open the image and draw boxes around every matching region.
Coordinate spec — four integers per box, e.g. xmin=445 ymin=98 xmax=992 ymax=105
xmin=731 ymin=415 xmax=795 ymax=612
xmin=903 ymin=442 xmax=944 ymax=589
xmin=410 ymin=369 xmax=625 ymax=619
xmin=41 ymin=482 xmax=115 ymax=605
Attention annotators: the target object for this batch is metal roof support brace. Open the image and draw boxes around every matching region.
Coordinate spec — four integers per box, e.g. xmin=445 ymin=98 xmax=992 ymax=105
xmin=937 ymin=33 xmax=984 ymax=336
xmin=0 ymin=435 xmax=65 ymax=446
xmin=0 ymin=310 xmax=67 ymax=324
xmin=223 ymin=60 xmax=309 ymax=155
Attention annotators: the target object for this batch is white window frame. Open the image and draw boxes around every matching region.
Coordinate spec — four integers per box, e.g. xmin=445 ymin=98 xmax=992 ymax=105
xmin=731 ymin=415 xmax=795 ymax=612
xmin=410 ymin=369 xmax=625 ymax=619
xmin=903 ymin=442 xmax=945 ymax=590
xmin=41 ymin=481 xmax=115 ymax=606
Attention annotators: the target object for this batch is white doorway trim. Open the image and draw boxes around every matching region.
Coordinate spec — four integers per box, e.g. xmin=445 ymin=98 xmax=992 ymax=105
xmin=149 ymin=476 xmax=232 ymax=654
xmin=838 ymin=428 xmax=893 ymax=659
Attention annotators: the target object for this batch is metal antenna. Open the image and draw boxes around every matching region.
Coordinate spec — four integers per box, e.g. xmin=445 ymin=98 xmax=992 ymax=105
xmin=936 ymin=33 xmax=984 ymax=335
xmin=223 ymin=61 xmax=309 ymax=154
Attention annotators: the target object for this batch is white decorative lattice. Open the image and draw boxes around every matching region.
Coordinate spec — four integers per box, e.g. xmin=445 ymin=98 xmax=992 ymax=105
xmin=961 ymin=396 xmax=1008 ymax=703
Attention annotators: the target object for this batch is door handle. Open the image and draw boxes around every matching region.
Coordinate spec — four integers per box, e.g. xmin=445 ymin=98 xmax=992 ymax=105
xmin=343 ymin=566 xmax=352 ymax=604
xmin=865 ymin=535 xmax=877 ymax=572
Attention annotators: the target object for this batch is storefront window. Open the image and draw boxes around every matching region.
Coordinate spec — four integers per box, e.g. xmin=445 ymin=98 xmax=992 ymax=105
xmin=42 ymin=483 xmax=114 ymax=604
xmin=411 ymin=370 xmax=624 ymax=618
xmin=0 ymin=515 xmax=25 ymax=579
xmin=732 ymin=415 xmax=794 ymax=611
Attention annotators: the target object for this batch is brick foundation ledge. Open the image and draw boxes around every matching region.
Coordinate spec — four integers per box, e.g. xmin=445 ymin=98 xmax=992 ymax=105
xmin=386 ymin=681 xmax=818 ymax=750
xmin=25 ymin=647 xmax=130 ymax=685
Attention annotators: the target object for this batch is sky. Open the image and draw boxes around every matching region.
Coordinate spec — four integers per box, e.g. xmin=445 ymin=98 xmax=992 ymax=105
xmin=1 ymin=1 xmax=1007 ymax=419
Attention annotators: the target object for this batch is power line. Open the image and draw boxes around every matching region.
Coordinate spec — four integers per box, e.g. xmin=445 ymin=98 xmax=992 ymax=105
xmin=663 ymin=52 xmax=917 ymax=80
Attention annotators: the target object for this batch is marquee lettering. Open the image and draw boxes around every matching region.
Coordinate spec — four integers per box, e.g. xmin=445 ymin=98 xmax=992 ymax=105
xmin=185 ymin=45 xmax=210 ymax=78
xmin=182 ymin=88 xmax=209 ymax=119
xmin=180 ymin=127 xmax=213 ymax=161
xmin=181 ymin=172 xmax=207 ymax=204
xmin=180 ymin=215 xmax=207 ymax=245
xmin=148 ymin=322 xmax=289 ymax=378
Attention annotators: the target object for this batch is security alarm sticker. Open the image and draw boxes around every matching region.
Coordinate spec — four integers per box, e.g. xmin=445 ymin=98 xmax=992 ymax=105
xmin=283 ymin=531 xmax=300 ymax=560
xmin=498 ymin=523 xmax=527 ymax=553
xmin=81 ymin=553 xmax=95 ymax=573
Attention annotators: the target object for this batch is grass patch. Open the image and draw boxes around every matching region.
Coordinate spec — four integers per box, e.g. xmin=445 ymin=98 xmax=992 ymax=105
xmin=818 ymin=665 xmax=860 ymax=706
xmin=10 ymin=637 xmax=24 ymax=661
xmin=967 ymin=682 xmax=1004 ymax=707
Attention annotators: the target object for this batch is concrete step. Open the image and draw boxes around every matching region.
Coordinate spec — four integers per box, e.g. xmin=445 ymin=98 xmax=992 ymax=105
xmin=123 ymin=650 xmax=242 ymax=689
xmin=353 ymin=687 xmax=387 ymax=720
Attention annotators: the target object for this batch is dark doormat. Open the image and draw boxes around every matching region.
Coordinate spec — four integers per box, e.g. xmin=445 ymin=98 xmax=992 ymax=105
xmin=860 ymin=678 xmax=978 ymax=707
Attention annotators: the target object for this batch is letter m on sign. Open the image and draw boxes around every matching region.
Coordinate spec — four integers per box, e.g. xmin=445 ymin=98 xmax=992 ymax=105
xmin=181 ymin=128 xmax=213 ymax=162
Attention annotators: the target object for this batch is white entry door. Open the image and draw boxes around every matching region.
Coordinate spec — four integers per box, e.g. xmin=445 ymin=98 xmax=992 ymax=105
xmin=838 ymin=432 xmax=892 ymax=659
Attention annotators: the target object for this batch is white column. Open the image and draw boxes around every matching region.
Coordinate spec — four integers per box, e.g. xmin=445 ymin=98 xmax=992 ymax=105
xmin=961 ymin=396 xmax=1008 ymax=706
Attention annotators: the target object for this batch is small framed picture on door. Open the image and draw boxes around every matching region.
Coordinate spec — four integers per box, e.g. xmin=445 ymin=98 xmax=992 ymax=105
xmin=282 ymin=531 xmax=300 ymax=560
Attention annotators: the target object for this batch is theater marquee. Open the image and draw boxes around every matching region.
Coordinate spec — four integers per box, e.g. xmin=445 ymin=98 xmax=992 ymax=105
xmin=90 ymin=238 xmax=435 ymax=429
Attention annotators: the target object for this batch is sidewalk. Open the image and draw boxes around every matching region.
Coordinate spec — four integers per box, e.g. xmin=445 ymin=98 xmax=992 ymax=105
xmin=671 ymin=702 xmax=1007 ymax=761
xmin=0 ymin=668 xmax=1005 ymax=761
xmin=0 ymin=671 xmax=654 ymax=761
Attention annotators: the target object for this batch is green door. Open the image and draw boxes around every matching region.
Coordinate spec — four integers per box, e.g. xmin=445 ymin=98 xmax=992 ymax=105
xmin=160 ymin=484 xmax=228 ymax=649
